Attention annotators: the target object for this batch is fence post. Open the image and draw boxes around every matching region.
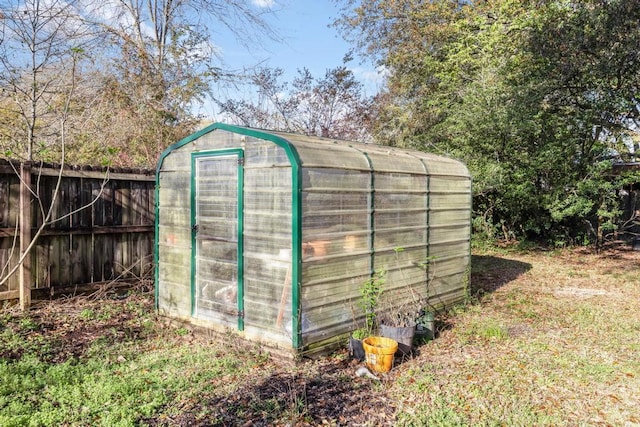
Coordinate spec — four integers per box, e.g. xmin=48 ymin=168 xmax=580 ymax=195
xmin=19 ymin=162 xmax=32 ymax=309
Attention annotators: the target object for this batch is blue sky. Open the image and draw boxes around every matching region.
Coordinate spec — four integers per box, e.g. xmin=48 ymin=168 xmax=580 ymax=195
xmin=202 ymin=1 xmax=383 ymax=119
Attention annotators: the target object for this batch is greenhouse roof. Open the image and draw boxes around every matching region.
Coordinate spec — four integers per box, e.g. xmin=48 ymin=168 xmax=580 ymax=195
xmin=161 ymin=123 xmax=469 ymax=178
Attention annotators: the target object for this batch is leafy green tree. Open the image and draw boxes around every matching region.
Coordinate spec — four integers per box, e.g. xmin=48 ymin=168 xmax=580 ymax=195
xmin=335 ymin=0 xmax=640 ymax=245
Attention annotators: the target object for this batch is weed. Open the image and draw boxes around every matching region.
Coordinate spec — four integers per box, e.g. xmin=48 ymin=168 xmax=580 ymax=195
xmin=479 ymin=322 xmax=509 ymax=340
xmin=175 ymin=327 xmax=190 ymax=336
xmin=79 ymin=308 xmax=95 ymax=321
xmin=19 ymin=316 xmax=39 ymax=332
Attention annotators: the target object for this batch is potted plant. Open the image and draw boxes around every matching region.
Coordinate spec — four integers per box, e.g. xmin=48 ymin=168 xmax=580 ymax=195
xmin=377 ymin=249 xmax=437 ymax=354
xmin=348 ymin=327 xmax=368 ymax=361
xmin=378 ymin=291 xmax=421 ymax=355
xmin=349 ymin=268 xmax=385 ymax=361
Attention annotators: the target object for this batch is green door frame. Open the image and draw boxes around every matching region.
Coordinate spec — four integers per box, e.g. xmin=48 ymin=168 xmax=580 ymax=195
xmin=190 ymin=149 xmax=245 ymax=331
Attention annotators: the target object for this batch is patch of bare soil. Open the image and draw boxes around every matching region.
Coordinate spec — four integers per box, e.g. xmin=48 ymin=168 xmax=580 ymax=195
xmin=150 ymin=357 xmax=397 ymax=427
xmin=0 ymin=291 xmax=155 ymax=363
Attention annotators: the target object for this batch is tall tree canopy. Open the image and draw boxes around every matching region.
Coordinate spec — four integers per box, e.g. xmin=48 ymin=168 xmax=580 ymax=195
xmin=217 ymin=64 xmax=375 ymax=141
xmin=335 ymin=0 xmax=640 ymax=245
xmin=0 ymin=0 xmax=279 ymax=167
xmin=0 ymin=0 xmax=101 ymax=161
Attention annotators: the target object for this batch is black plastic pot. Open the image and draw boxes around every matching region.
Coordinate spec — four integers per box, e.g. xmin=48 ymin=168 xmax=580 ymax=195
xmin=349 ymin=336 xmax=366 ymax=361
xmin=380 ymin=323 xmax=416 ymax=356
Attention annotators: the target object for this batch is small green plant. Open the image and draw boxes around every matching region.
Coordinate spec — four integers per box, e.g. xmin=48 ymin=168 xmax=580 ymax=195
xmin=175 ymin=327 xmax=190 ymax=336
xmin=350 ymin=328 xmax=369 ymax=340
xmin=19 ymin=316 xmax=39 ymax=332
xmin=79 ymin=309 xmax=96 ymax=321
xmin=357 ymin=268 xmax=386 ymax=335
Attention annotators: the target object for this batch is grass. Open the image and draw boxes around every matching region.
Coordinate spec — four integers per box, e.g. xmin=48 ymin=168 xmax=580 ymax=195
xmin=0 ymin=294 xmax=271 ymax=426
xmin=392 ymin=247 xmax=640 ymax=426
xmin=1 ymin=247 xmax=640 ymax=425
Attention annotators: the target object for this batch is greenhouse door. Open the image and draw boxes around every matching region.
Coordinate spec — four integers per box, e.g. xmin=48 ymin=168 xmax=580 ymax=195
xmin=191 ymin=150 xmax=244 ymax=330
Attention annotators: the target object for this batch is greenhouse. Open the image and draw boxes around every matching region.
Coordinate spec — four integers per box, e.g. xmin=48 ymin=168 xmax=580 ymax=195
xmin=155 ymin=123 xmax=471 ymax=356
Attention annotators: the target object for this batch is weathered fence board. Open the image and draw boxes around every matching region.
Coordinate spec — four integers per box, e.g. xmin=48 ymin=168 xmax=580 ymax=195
xmin=0 ymin=160 xmax=155 ymax=305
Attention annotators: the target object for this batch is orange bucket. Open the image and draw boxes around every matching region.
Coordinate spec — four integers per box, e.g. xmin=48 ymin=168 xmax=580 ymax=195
xmin=362 ymin=336 xmax=398 ymax=373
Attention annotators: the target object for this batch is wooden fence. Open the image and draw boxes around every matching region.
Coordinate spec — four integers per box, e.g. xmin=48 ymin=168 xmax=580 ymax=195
xmin=0 ymin=160 xmax=155 ymax=307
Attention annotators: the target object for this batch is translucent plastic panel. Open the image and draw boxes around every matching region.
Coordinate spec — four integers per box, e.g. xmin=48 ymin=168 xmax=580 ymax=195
xmin=198 ymin=129 xmax=247 ymax=149
xmin=302 ymin=168 xmax=369 ymax=190
xmin=242 ymin=162 xmax=292 ymax=340
xmin=301 ymin=305 xmax=353 ymax=341
xmin=429 ymin=193 xmax=472 ymax=209
xmin=302 ymin=212 xmax=369 ymax=235
xmin=198 ymin=219 xmax=237 ymax=242
xmin=159 ymin=173 xmax=190 ymax=208
xmin=375 ymin=210 xmax=427 ymax=229
xmin=244 ymin=192 xmax=291 ymax=212
xmin=429 ymin=176 xmax=472 ymax=193
xmin=421 ymin=155 xmax=469 ymax=177
xmin=158 ymin=225 xmax=190 ymax=248
xmin=376 ymin=192 xmax=426 ymax=210
xmin=300 ymin=270 xmax=372 ymax=338
xmin=160 ymin=151 xmax=193 ymax=172
xmin=300 ymin=237 xmax=337 ymax=260
xmin=375 ymin=228 xmax=427 ymax=250
xmin=367 ymin=151 xmax=426 ymax=174
xmin=244 ymin=232 xmax=291 ymax=259
xmin=302 ymin=273 xmax=370 ymax=306
xmin=196 ymin=165 xmax=238 ymax=240
xmin=303 ymin=191 xmax=369 ymax=212
xmin=338 ymin=232 xmax=370 ymax=253
xmin=429 ymin=275 xmax=468 ymax=307
xmin=244 ymin=168 xmax=291 ymax=217
xmin=301 ymin=169 xmax=371 ymax=258
xmin=429 ymin=224 xmax=471 ymax=244
xmin=158 ymin=245 xmax=191 ymax=279
xmin=244 ymin=138 xmax=290 ymax=166
xmin=428 ymin=240 xmax=469 ymax=259
xmin=158 ymin=207 xmax=190 ymax=229
xmin=243 ymin=248 xmax=292 ymax=339
xmin=198 ymin=157 xmax=236 ymax=179
xmin=432 ymin=255 xmax=469 ymax=277
xmin=375 ymin=173 xmax=427 ymax=191
xmin=198 ymin=256 xmax=236 ymax=283
xmin=293 ymin=144 xmax=369 ymax=170
xmin=369 ymin=246 xmax=431 ymax=316
xmin=244 ymin=165 xmax=291 ymax=238
xmin=198 ymin=240 xmax=236 ymax=263
xmin=430 ymin=208 xmax=471 ymax=225
xmin=300 ymin=231 xmax=370 ymax=260
xmin=196 ymin=279 xmax=238 ymax=318
xmin=272 ymin=129 xmax=469 ymax=178
xmin=245 ymin=168 xmax=292 ymax=190
xmin=374 ymin=246 xmax=429 ymax=272
xmin=157 ymin=279 xmax=191 ymax=317
xmin=302 ymin=255 xmax=370 ymax=286
xmin=244 ymin=212 xmax=291 ymax=236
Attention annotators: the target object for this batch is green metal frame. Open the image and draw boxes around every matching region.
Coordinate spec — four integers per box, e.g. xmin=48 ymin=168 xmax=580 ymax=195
xmin=155 ymin=123 xmax=303 ymax=349
xmin=349 ymin=148 xmax=376 ymax=277
xmin=418 ymin=158 xmax=432 ymax=291
xmin=190 ymin=149 xmax=245 ymax=330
